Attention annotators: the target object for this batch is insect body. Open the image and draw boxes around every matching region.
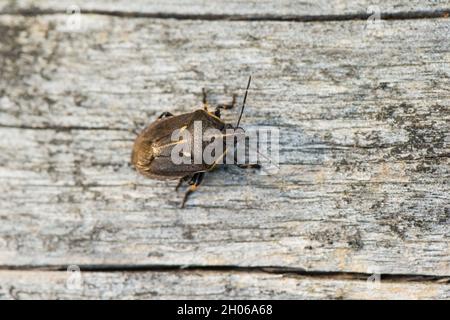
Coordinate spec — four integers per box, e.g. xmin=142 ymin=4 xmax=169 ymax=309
xmin=131 ymin=77 xmax=256 ymax=208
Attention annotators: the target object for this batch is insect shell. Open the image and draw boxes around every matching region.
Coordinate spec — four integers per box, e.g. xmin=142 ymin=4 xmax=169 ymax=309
xmin=131 ymin=77 xmax=255 ymax=208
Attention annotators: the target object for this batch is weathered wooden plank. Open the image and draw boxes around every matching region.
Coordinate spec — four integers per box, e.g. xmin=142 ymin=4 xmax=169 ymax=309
xmin=0 ymin=270 xmax=448 ymax=300
xmin=0 ymin=15 xmax=449 ymax=276
xmin=1 ymin=126 xmax=449 ymax=273
xmin=1 ymin=0 xmax=449 ymax=16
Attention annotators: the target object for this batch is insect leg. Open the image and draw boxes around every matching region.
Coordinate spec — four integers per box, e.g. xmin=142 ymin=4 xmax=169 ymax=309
xmin=130 ymin=119 xmax=146 ymax=136
xmin=158 ymin=112 xmax=174 ymax=119
xmin=175 ymin=175 xmax=191 ymax=191
xmin=180 ymin=172 xmax=205 ymax=208
xmin=202 ymin=88 xmax=210 ymax=111
xmin=214 ymin=94 xmax=237 ymax=118
xmin=220 ymin=93 xmax=237 ymax=110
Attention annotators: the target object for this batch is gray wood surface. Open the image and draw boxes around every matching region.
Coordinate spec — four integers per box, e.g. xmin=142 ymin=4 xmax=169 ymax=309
xmin=0 ymin=1 xmax=449 ymax=299
xmin=0 ymin=270 xmax=448 ymax=300
xmin=1 ymin=0 xmax=449 ymax=16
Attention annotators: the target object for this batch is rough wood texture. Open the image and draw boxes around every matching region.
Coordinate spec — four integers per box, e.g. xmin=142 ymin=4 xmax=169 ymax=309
xmin=0 ymin=271 xmax=448 ymax=300
xmin=1 ymin=0 xmax=449 ymax=16
xmin=0 ymin=0 xmax=449 ymax=299
xmin=0 ymin=14 xmax=449 ymax=278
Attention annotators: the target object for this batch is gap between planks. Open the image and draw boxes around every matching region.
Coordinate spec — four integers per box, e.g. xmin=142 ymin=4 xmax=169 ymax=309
xmin=1 ymin=265 xmax=448 ymax=284
xmin=0 ymin=9 xmax=449 ymax=22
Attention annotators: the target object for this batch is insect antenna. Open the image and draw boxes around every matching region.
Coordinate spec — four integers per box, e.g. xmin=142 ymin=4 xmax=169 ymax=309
xmin=235 ymin=75 xmax=252 ymax=128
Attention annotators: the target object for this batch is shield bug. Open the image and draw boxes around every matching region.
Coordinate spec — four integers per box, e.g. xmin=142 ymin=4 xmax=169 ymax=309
xmin=131 ymin=76 xmax=258 ymax=208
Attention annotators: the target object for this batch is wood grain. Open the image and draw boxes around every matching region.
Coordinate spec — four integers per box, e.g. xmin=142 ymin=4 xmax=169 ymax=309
xmin=0 ymin=270 xmax=448 ymax=300
xmin=0 ymin=14 xmax=448 ymax=281
xmin=1 ymin=0 xmax=449 ymax=16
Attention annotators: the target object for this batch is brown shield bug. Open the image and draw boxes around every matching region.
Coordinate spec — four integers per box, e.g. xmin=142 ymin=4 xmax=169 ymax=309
xmin=131 ymin=76 xmax=258 ymax=208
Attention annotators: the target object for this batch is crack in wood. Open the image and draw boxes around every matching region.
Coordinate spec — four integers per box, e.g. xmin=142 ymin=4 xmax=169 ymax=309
xmin=0 ymin=264 xmax=448 ymax=284
xmin=0 ymin=9 xmax=449 ymax=22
